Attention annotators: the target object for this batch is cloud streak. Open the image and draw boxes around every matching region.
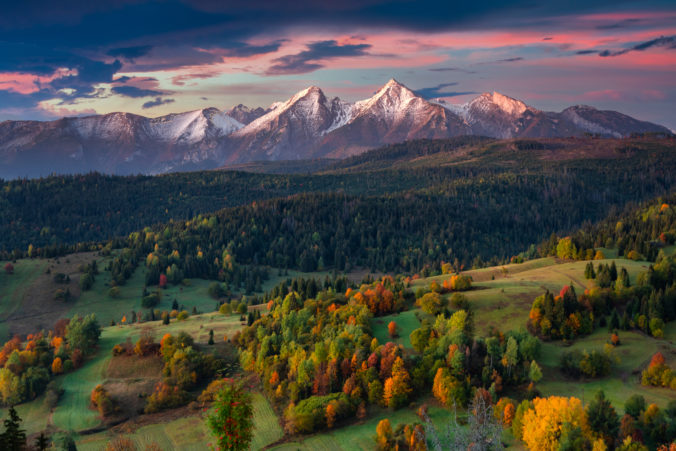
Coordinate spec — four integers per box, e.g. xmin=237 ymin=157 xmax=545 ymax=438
xmin=142 ymin=97 xmax=175 ymax=109
xmin=265 ymin=40 xmax=371 ymax=75
xmin=599 ymin=34 xmax=676 ymax=56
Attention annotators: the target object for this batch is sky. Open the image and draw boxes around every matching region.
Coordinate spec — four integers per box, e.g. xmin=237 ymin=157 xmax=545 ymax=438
xmin=0 ymin=0 xmax=675 ymax=130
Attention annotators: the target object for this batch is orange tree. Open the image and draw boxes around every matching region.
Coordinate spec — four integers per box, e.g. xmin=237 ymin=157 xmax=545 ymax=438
xmin=206 ymin=380 xmax=253 ymax=451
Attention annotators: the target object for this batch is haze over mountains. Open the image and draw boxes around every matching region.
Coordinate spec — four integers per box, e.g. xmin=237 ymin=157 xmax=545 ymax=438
xmin=0 ymin=79 xmax=670 ymax=179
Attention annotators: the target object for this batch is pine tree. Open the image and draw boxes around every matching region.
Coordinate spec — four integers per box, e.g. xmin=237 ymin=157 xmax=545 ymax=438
xmin=0 ymin=406 xmax=26 ymax=451
xmin=208 ymin=329 xmax=214 ymax=345
xmin=35 ymin=432 xmax=49 ymax=451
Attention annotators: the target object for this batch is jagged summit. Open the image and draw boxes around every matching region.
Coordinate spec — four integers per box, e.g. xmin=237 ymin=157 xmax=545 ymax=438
xmin=0 ymin=79 xmax=671 ymax=178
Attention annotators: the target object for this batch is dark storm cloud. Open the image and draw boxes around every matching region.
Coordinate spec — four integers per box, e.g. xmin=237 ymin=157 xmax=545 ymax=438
xmin=142 ymin=97 xmax=175 ymax=109
xmin=266 ymin=40 xmax=371 ymax=75
xmin=111 ymin=86 xmax=167 ymax=98
xmin=415 ymin=83 xmax=476 ymax=98
xmin=210 ymin=40 xmax=287 ymax=57
xmin=576 ymin=49 xmax=598 ymax=55
xmin=599 ymin=35 xmax=676 ymax=56
xmin=107 ymin=45 xmax=153 ymax=60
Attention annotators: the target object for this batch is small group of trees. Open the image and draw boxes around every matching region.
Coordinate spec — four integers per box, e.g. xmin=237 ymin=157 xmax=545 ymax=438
xmin=144 ymin=332 xmax=222 ymax=413
xmin=560 ymin=347 xmax=617 ymax=379
xmin=527 ymin=285 xmax=594 ymax=340
xmin=510 ymin=392 xmax=676 ymax=450
xmin=641 ymin=352 xmax=676 ymax=390
xmin=78 ymin=260 xmax=98 ymax=291
xmin=0 ymin=314 xmax=100 ymax=406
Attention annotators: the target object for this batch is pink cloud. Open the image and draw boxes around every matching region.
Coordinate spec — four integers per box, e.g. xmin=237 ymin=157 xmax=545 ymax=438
xmin=0 ymin=68 xmax=76 ymax=94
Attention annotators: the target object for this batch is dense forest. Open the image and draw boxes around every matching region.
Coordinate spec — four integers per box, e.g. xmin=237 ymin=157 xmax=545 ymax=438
xmin=2 ymin=137 xmax=675 ymax=264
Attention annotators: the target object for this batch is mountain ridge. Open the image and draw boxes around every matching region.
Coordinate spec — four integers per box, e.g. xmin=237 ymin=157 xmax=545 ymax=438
xmin=0 ymin=79 xmax=671 ymax=178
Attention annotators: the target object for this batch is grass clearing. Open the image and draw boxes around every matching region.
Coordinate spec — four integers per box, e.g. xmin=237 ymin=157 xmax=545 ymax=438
xmin=0 ymin=258 xmax=48 ymax=337
xmin=371 ymin=309 xmax=421 ymax=349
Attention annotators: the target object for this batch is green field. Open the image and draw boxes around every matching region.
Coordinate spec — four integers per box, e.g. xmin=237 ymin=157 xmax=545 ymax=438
xmin=0 ymin=258 xmax=48 ymax=337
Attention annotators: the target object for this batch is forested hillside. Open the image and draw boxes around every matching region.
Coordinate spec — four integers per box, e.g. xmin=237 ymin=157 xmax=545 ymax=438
xmin=2 ymin=137 xmax=675 ymax=274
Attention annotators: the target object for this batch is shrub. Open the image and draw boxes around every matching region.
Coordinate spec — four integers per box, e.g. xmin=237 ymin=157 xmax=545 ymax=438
xmin=560 ymin=349 xmax=612 ymax=378
xmin=176 ymin=310 xmax=189 ymax=321
xmin=291 ymin=393 xmax=355 ymax=433
xmin=91 ymin=384 xmax=114 ymax=417
xmin=142 ymin=292 xmax=161 ymax=309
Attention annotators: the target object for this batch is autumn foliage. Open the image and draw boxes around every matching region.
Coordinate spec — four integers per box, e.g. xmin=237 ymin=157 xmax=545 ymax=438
xmin=641 ymin=352 xmax=676 ymax=389
xmin=520 ymin=396 xmax=592 ymax=451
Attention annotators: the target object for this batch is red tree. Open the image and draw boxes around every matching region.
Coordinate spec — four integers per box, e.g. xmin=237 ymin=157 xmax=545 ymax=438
xmin=4 ymin=263 xmax=13 ymax=274
xmin=159 ymin=274 xmax=167 ymax=288
xmin=388 ymin=321 xmax=398 ymax=338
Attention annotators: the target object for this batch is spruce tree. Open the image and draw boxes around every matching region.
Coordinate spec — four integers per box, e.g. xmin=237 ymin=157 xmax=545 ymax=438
xmin=0 ymin=407 xmax=26 ymax=451
xmin=35 ymin=432 xmax=49 ymax=451
xmin=208 ymin=329 xmax=214 ymax=345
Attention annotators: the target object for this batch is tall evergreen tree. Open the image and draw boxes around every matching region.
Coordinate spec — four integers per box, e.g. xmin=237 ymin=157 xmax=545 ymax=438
xmin=0 ymin=407 xmax=26 ymax=451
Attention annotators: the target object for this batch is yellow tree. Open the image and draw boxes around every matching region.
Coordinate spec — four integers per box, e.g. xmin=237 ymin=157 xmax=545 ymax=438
xmin=383 ymin=357 xmax=411 ymax=409
xmin=376 ymin=418 xmax=393 ymax=450
xmin=521 ymin=396 xmax=592 ymax=451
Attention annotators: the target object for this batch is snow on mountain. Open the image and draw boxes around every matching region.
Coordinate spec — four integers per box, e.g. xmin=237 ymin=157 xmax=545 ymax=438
xmin=0 ymin=79 xmax=671 ymax=178
xmin=226 ymin=86 xmax=355 ymax=162
xmin=226 ymin=104 xmax=267 ymax=125
xmin=316 ymin=79 xmax=472 ymax=157
xmin=148 ymin=108 xmax=243 ymax=143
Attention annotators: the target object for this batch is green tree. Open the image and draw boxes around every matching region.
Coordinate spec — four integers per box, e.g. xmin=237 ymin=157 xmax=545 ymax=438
xmin=0 ymin=407 xmax=26 ymax=451
xmin=65 ymin=314 xmax=101 ymax=355
xmin=529 ymin=360 xmax=543 ymax=384
xmin=207 ymin=382 xmax=253 ymax=451
xmin=504 ymin=337 xmax=519 ymax=377
xmin=624 ymin=395 xmax=646 ymax=419
xmin=585 ymin=390 xmax=619 ymax=448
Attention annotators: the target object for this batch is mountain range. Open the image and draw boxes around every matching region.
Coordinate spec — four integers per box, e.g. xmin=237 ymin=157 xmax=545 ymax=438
xmin=0 ymin=79 xmax=670 ymax=178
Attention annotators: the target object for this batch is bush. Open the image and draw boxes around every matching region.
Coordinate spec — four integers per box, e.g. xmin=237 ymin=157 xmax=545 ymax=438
xmin=91 ymin=384 xmax=114 ymax=417
xmin=176 ymin=310 xmax=189 ymax=321
xmin=291 ymin=393 xmax=355 ymax=433
xmin=560 ymin=349 xmax=612 ymax=378
xmin=144 ymin=381 xmax=189 ymax=413
xmin=142 ymin=292 xmax=161 ymax=309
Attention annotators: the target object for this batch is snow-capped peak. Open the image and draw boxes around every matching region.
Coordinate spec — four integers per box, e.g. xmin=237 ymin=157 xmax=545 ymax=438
xmin=233 ymin=85 xmax=336 ymax=138
xmin=471 ymin=92 xmax=528 ymax=116
xmin=148 ymin=108 xmax=243 ymax=143
xmin=352 ymin=78 xmax=423 ymax=120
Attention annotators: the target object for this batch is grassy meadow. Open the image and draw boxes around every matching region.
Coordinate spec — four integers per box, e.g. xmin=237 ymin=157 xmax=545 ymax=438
xmin=0 ymin=248 xmax=673 ymax=450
